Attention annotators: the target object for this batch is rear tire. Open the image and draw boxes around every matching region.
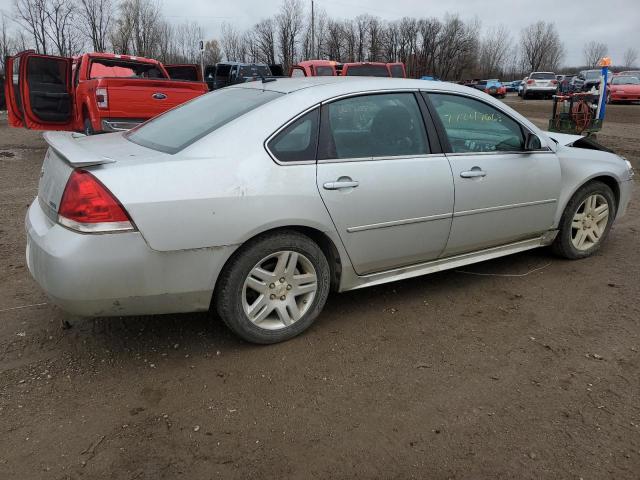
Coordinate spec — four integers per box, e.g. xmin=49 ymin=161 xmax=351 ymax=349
xmin=552 ymin=181 xmax=616 ymax=259
xmin=215 ymin=231 xmax=331 ymax=344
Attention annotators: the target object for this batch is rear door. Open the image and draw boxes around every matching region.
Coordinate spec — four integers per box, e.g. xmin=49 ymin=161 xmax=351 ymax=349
xmin=18 ymin=52 xmax=74 ymax=130
xmin=165 ymin=64 xmax=203 ymax=82
xmin=316 ymin=92 xmax=454 ymax=275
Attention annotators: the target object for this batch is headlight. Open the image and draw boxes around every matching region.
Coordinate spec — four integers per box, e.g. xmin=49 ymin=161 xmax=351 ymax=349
xmin=624 ymin=158 xmax=635 ymax=180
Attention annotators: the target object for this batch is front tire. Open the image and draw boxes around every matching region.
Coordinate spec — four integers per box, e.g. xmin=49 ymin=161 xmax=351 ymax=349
xmin=215 ymin=231 xmax=331 ymax=344
xmin=552 ymin=181 xmax=616 ymax=259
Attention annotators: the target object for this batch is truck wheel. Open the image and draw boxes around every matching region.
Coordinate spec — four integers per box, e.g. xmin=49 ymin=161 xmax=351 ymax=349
xmin=215 ymin=231 xmax=331 ymax=344
xmin=84 ymin=118 xmax=94 ymax=136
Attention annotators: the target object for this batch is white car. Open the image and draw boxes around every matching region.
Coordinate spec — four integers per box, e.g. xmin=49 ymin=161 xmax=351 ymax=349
xmin=522 ymin=72 xmax=558 ymax=99
xmin=25 ymin=77 xmax=634 ymax=344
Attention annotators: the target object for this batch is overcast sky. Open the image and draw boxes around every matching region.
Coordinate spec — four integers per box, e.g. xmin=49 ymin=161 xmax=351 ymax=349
xmin=1 ymin=0 xmax=638 ymax=66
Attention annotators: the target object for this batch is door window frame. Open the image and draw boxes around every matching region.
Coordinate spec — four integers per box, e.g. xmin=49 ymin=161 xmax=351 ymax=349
xmin=421 ymin=90 xmax=551 ymax=156
xmin=264 ymin=104 xmax=322 ymax=166
xmin=317 ymin=90 xmax=442 ymax=163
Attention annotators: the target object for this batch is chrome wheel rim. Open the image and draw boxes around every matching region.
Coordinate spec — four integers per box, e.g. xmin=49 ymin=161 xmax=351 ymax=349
xmin=242 ymin=251 xmax=317 ymax=330
xmin=571 ymin=194 xmax=609 ymax=251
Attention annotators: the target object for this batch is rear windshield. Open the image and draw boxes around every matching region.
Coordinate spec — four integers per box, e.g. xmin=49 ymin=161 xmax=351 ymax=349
xmin=238 ymin=65 xmax=272 ymax=78
xmin=530 ymin=72 xmax=555 ymax=80
xmin=89 ymin=58 xmax=166 ymax=79
xmin=389 ymin=65 xmax=405 ymax=78
xmin=315 ymin=66 xmax=335 ymax=76
xmin=126 ymin=88 xmax=283 ymax=154
xmin=345 ymin=65 xmax=390 ymax=77
xmin=612 ymin=76 xmax=639 ymax=85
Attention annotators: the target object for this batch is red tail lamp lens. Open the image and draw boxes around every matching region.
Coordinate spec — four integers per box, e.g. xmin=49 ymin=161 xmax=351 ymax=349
xmin=59 ymin=170 xmax=131 ymax=225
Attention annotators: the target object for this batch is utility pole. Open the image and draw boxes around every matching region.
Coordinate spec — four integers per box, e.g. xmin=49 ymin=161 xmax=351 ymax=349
xmin=311 ymin=0 xmax=315 ymax=58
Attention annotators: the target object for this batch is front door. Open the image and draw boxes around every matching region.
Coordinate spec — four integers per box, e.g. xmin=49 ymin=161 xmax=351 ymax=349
xmin=316 ymin=92 xmax=454 ymax=275
xmin=17 ymin=52 xmax=74 ymax=131
xmin=425 ymin=92 xmax=562 ymax=256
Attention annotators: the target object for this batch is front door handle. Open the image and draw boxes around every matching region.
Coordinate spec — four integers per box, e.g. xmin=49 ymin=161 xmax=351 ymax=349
xmin=323 ymin=180 xmax=359 ymax=190
xmin=460 ymin=167 xmax=486 ymax=179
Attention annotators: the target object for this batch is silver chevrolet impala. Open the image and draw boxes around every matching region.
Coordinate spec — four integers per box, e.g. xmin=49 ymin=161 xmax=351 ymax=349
xmin=26 ymin=77 xmax=634 ymax=343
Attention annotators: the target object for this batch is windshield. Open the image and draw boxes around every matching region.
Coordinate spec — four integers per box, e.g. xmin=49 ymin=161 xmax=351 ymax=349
xmin=585 ymin=71 xmax=601 ymax=79
xmin=530 ymin=72 xmax=555 ymax=80
xmin=612 ymin=76 xmax=640 ymax=85
xmin=89 ymin=58 xmax=166 ymax=79
xmin=126 ymin=88 xmax=283 ymax=154
xmin=344 ymin=65 xmax=390 ymax=77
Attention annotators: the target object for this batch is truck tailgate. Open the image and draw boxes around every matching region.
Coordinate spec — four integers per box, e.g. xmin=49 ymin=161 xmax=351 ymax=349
xmin=101 ymin=79 xmax=207 ymax=119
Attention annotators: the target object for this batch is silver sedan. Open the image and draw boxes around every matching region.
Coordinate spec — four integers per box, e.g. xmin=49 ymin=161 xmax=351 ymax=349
xmin=26 ymin=77 xmax=634 ymax=343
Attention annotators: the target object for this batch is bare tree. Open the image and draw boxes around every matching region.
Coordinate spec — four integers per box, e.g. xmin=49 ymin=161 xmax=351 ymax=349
xmin=254 ymin=18 xmax=276 ymax=64
xmin=478 ymin=25 xmax=510 ymax=78
xmin=520 ymin=21 xmax=563 ymax=72
xmin=583 ymin=41 xmax=607 ymax=68
xmin=367 ymin=16 xmax=383 ymax=62
xmin=220 ymin=22 xmax=243 ymax=61
xmin=45 ymin=0 xmax=82 ymax=56
xmin=79 ymin=0 xmax=113 ymax=52
xmin=276 ymin=0 xmax=303 ymax=70
xmin=0 ymin=15 xmax=16 ymax=71
xmin=14 ymin=0 xmax=49 ymax=54
xmin=623 ymin=47 xmax=638 ymax=69
xmin=203 ymin=39 xmax=222 ymax=65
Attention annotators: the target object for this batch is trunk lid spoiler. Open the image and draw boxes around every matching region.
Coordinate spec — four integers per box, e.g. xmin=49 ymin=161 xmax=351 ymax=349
xmin=43 ymin=131 xmax=117 ymax=167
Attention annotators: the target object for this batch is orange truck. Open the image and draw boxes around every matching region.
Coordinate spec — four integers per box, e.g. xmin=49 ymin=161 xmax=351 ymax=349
xmin=5 ymin=51 xmax=207 ymax=134
xmin=290 ymin=60 xmax=406 ymax=78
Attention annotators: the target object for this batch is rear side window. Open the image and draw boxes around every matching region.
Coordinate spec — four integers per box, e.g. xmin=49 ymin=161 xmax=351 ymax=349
xmin=127 ymin=88 xmax=283 ymax=154
xmin=319 ymin=93 xmax=429 ymax=160
xmin=428 ymin=93 xmax=524 ymax=153
xmin=268 ymin=109 xmax=319 ymax=162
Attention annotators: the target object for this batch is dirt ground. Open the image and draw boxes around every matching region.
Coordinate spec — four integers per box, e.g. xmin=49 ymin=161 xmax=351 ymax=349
xmin=0 ymin=98 xmax=639 ymax=480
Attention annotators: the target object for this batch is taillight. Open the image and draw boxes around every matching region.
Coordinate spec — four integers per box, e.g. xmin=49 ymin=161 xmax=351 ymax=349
xmin=96 ymin=87 xmax=108 ymax=109
xmin=551 ymin=80 xmax=558 ymax=85
xmin=58 ymin=170 xmax=135 ymax=233
xmin=527 ymin=79 xmax=535 ymax=85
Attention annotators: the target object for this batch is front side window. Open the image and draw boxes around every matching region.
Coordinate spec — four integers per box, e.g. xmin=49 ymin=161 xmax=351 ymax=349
xmin=291 ymin=67 xmax=306 ymax=78
xmin=428 ymin=93 xmax=525 ymax=153
xmin=320 ymin=93 xmax=429 ymax=160
xmin=268 ymin=109 xmax=319 ymax=162
xmin=127 ymin=87 xmax=283 ymax=154
xmin=389 ymin=65 xmax=405 ymax=78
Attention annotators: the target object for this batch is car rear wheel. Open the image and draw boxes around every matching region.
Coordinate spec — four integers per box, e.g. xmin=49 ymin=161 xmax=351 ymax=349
xmin=552 ymin=181 xmax=616 ymax=259
xmin=215 ymin=231 xmax=331 ymax=344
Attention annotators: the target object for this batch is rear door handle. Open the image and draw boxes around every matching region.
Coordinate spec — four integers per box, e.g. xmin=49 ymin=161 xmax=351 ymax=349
xmin=323 ymin=180 xmax=359 ymax=190
xmin=460 ymin=168 xmax=486 ymax=179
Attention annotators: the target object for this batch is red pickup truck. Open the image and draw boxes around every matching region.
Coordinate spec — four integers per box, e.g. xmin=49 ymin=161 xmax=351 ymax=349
xmin=5 ymin=51 xmax=208 ymax=134
xmin=290 ymin=60 xmax=407 ymax=78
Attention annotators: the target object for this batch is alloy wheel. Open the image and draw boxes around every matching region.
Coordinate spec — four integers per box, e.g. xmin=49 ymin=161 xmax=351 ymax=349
xmin=571 ymin=194 xmax=610 ymax=251
xmin=242 ymin=251 xmax=318 ymax=330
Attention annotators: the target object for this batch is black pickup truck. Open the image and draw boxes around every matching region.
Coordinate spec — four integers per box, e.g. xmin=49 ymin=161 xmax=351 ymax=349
xmin=204 ymin=62 xmax=284 ymax=91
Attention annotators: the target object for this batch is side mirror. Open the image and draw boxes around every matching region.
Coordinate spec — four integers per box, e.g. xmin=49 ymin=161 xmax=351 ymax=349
xmin=525 ymin=133 xmax=542 ymax=151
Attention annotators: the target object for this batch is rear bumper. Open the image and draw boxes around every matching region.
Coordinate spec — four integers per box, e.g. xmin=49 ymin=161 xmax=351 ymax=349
xmin=25 ymin=200 xmax=237 ymax=317
xmin=525 ymin=86 xmax=557 ymax=93
xmin=101 ymin=118 xmax=147 ymax=132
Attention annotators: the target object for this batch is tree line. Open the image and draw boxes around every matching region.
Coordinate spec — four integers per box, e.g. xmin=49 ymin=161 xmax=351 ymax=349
xmin=2 ymin=0 xmax=638 ymax=79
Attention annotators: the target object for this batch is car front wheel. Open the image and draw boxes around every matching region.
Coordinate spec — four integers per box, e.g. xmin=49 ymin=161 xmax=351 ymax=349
xmin=215 ymin=231 xmax=331 ymax=344
xmin=552 ymin=181 xmax=616 ymax=259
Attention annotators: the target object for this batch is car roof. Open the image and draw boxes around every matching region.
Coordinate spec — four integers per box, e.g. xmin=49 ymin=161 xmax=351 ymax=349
xmin=235 ymin=76 xmax=462 ymax=95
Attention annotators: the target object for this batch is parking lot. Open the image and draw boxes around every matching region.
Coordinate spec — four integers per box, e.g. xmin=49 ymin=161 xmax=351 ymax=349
xmin=0 ymin=97 xmax=638 ymax=479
